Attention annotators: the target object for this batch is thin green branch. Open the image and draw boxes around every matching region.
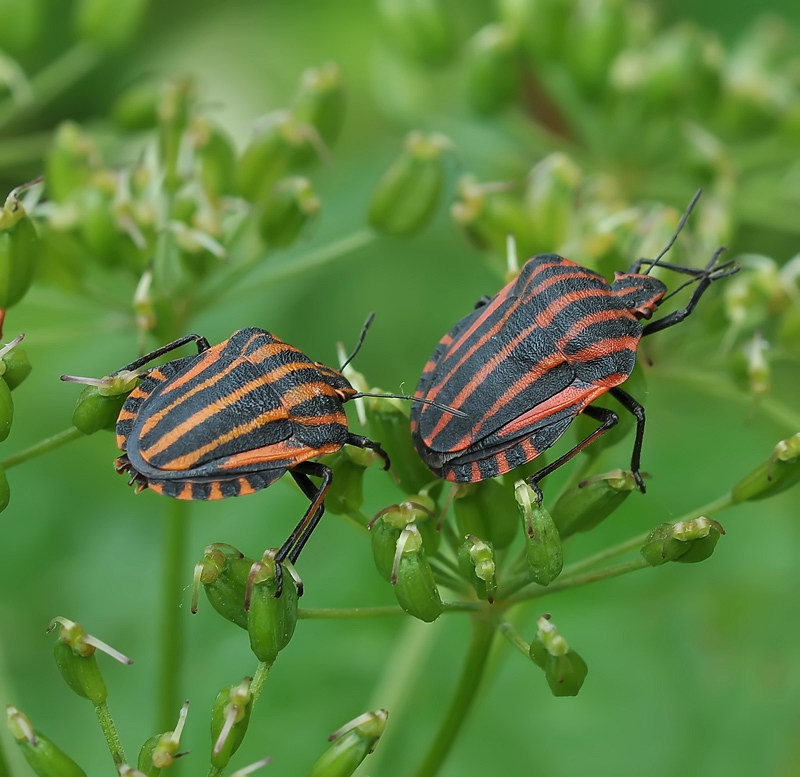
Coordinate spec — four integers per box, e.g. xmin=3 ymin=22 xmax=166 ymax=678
xmin=0 ymin=427 xmax=85 ymax=469
xmin=95 ymin=700 xmax=126 ymax=766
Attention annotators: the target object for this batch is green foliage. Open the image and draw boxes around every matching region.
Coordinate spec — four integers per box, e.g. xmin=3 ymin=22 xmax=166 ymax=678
xmin=0 ymin=1 xmax=799 ymax=776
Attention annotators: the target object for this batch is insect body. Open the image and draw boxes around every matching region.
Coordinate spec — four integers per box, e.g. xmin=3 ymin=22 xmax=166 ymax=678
xmin=112 ymin=327 xmax=388 ymax=572
xmin=411 ymin=204 xmax=736 ymax=498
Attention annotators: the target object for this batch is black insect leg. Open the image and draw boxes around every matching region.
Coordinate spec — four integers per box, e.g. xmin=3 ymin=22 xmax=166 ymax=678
xmin=272 ymin=462 xmax=334 ymax=596
xmin=346 ymin=433 xmax=391 ymax=470
xmin=114 ymin=333 xmax=211 ymax=374
xmin=527 ymin=405 xmax=619 ymax=501
xmin=608 ymin=386 xmax=646 ymax=493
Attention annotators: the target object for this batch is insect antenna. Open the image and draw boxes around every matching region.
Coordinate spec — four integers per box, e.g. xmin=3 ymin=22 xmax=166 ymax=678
xmin=641 ymin=188 xmax=703 ymax=276
xmin=339 ymin=312 xmax=376 ymax=371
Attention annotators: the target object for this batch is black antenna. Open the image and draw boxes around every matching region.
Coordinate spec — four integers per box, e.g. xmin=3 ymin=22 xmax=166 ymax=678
xmin=341 ymin=313 xmax=467 ymax=419
xmin=642 ymin=189 xmax=703 ymax=275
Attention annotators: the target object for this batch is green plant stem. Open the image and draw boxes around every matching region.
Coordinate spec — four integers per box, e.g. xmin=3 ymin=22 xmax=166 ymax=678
xmin=0 ymin=426 xmax=85 ymax=469
xmin=495 ymin=618 xmax=532 ymax=658
xmin=249 ymin=661 xmax=271 ymax=705
xmin=95 ymin=700 xmax=126 ymax=765
xmin=413 ymin=617 xmax=496 ymax=777
xmin=299 ymin=605 xmax=408 ymax=619
xmin=156 ymin=499 xmax=190 ymax=733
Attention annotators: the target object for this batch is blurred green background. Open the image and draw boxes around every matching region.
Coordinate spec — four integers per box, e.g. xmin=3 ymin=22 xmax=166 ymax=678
xmin=0 ymin=1 xmax=799 ymax=775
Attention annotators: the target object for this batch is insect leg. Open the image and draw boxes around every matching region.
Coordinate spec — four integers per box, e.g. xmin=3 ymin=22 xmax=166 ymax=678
xmin=608 ymin=386 xmax=646 ymax=493
xmin=526 ymin=405 xmax=619 ymax=501
xmin=114 ymin=334 xmax=211 ymax=374
xmin=346 ymin=433 xmax=391 ymax=470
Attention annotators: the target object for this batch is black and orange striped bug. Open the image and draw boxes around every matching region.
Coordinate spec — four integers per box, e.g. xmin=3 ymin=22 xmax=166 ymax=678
xmin=410 ymin=192 xmax=738 ymax=499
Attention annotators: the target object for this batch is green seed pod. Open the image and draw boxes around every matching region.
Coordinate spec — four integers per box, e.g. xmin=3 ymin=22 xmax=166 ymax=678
xmin=321 ymin=448 xmax=370 ymax=518
xmin=1 ymin=344 xmax=32 ymax=389
xmin=291 ymin=62 xmax=346 ymax=165
xmin=246 ymin=556 xmax=299 ymax=665
xmin=66 ymin=370 xmax=139 ymax=435
xmin=500 ymin=0 xmax=571 ymax=63
xmin=524 ymin=153 xmax=582 ymax=253
xmin=307 ymin=709 xmax=388 ymax=777
xmin=453 ymin=479 xmax=519 ymax=551
xmin=45 ymin=122 xmax=97 ymax=203
xmin=111 ymin=79 xmax=160 ymax=131
xmin=193 ymin=544 xmax=254 ymax=630
xmin=157 ymin=77 xmax=195 ymax=193
xmin=74 ymin=0 xmax=147 ymax=51
xmin=528 ymin=615 xmax=588 ymax=696
xmin=370 ymin=495 xmax=438 ymax=582
xmin=210 ymin=679 xmax=253 ymax=769
xmin=7 ymin=706 xmax=87 ymax=777
xmin=53 ymin=637 xmax=108 ymax=705
xmin=640 ymin=517 xmax=725 ymax=566
xmin=0 ymin=196 xmax=38 ymax=309
xmin=194 ymin=121 xmax=237 ymax=200
xmin=457 ymin=536 xmax=497 ymax=601
xmin=516 ymin=481 xmax=563 ymax=586
xmin=368 ymin=131 xmax=449 ymax=237
xmin=0 ymin=463 xmax=9 ymax=513
xmin=137 ymin=700 xmax=189 ymax=774
xmin=363 ymin=394 xmax=435 ymax=494
xmin=550 ymin=470 xmax=639 ymax=539
xmin=392 ymin=525 xmax=443 ymax=622
xmin=731 ymin=433 xmax=800 ymax=503
xmin=0 ymin=378 xmax=13 ymax=442
xmin=377 ymin=0 xmax=456 ymax=67
xmin=465 ymin=23 xmax=520 ymax=115
xmin=237 ymin=113 xmax=313 ymax=203
xmin=257 ymin=176 xmax=321 ymax=247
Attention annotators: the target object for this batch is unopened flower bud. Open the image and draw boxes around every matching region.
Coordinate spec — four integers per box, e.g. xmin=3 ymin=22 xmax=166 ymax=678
xmin=49 ymin=617 xmax=132 ymax=705
xmin=61 ymin=369 xmax=139 ymax=435
xmin=192 ymin=544 xmax=254 ymax=629
xmin=246 ymin=554 xmax=299 ymax=665
xmin=111 ymin=79 xmax=160 ymax=131
xmin=0 ymin=333 xmax=31 ymax=389
xmin=640 ymin=517 xmax=725 ymax=566
xmin=371 ymin=496 xmax=438 ymax=581
xmin=0 ymin=377 xmax=12 ymax=442
xmin=516 ymin=481 xmax=563 ymax=586
xmin=74 ymin=0 xmax=147 ymax=51
xmin=210 ymin=678 xmax=253 ymax=768
xmin=193 ymin=118 xmax=237 ymax=200
xmin=550 ymin=470 xmax=639 ymax=539
xmin=528 ymin=615 xmax=588 ymax=696
xmin=453 ymin=479 xmax=518 ymax=551
xmin=368 ymin=131 xmax=449 ymax=236
xmin=257 ymin=176 xmax=320 ymax=247
xmin=732 ymin=433 xmax=800 ymax=503
xmin=457 ymin=535 xmax=497 ymax=601
xmin=307 ymin=709 xmax=388 ymax=777
xmin=465 ymin=24 xmax=520 ymax=115
xmin=137 ymin=700 xmax=189 ymax=773
xmin=291 ymin=62 xmax=346 ymax=165
xmin=377 ymin=0 xmax=456 ymax=67
xmin=46 ymin=122 xmax=97 ymax=203
xmin=0 ymin=184 xmax=39 ymax=309
xmin=524 ymin=153 xmax=582 ymax=252
xmin=392 ymin=525 xmax=443 ymax=622
xmin=6 ymin=706 xmax=87 ymax=777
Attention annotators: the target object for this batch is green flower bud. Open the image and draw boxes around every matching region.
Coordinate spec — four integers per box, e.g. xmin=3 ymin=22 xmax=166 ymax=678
xmin=246 ymin=554 xmax=299 ymax=665
xmin=307 ymin=709 xmax=388 ymax=777
xmin=321 ymin=448 xmax=373 ymax=518
xmin=465 ymin=24 xmax=520 ymax=115
xmin=157 ymin=78 xmax=195 ymax=192
xmin=370 ymin=496 xmax=438 ymax=582
xmin=457 ymin=535 xmax=497 ymax=602
xmin=453 ymin=479 xmax=518 ymax=551
xmin=0 ymin=186 xmax=38 ymax=309
xmin=210 ymin=678 xmax=253 ymax=768
xmin=192 ymin=543 xmax=254 ymax=629
xmin=137 ymin=700 xmax=189 ymax=774
xmin=729 ymin=332 xmax=770 ymax=399
xmin=111 ymin=79 xmax=160 ymax=131
xmin=732 ymin=433 xmax=800 ymax=503
xmin=368 ymin=131 xmax=449 ymax=236
xmin=363 ymin=394 xmax=434 ymax=493
xmin=500 ymin=0 xmax=571 ymax=63
xmin=516 ymin=481 xmax=563 ymax=586
xmin=377 ymin=0 xmax=456 ymax=67
xmin=0 ymin=339 xmax=32 ymax=389
xmin=723 ymin=255 xmax=782 ymax=334
xmin=74 ymin=0 xmax=147 ymax=50
xmin=237 ymin=113 xmax=315 ymax=203
xmin=291 ymin=62 xmax=346 ymax=165
xmin=392 ymin=525 xmax=443 ymax=622
xmin=6 ymin=706 xmax=87 ymax=777
xmin=640 ymin=517 xmax=725 ymax=566
xmin=524 ymin=153 xmax=582 ymax=252
xmin=257 ymin=176 xmax=321 ymax=247
xmin=550 ymin=469 xmax=639 ymax=539
xmin=50 ymin=617 xmax=132 ymax=704
xmin=193 ymin=118 xmax=237 ymax=199
xmin=63 ymin=369 xmax=139 ymax=435
xmin=0 ymin=377 xmax=13 ymax=442
xmin=451 ymin=175 xmax=530 ymax=260
xmin=46 ymin=122 xmax=97 ymax=203
xmin=528 ymin=615 xmax=588 ymax=696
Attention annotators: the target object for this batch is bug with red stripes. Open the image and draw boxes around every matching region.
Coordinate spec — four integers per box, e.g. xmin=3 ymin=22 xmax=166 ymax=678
xmin=410 ymin=193 xmax=737 ymax=498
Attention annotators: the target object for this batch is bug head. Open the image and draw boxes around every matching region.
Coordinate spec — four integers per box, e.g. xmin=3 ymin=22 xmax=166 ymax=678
xmin=610 ymin=273 xmax=668 ymax=320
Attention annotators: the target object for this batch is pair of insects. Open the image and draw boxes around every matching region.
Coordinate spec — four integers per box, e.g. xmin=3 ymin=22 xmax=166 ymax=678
xmin=70 ymin=193 xmax=736 ymax=586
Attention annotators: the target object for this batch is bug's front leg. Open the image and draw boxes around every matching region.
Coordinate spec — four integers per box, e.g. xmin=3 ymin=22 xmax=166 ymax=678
xmin=114 ymin=333 xmax=211 ymax=375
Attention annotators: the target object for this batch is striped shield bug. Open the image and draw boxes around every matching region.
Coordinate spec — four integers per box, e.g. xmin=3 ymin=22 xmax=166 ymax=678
xmin=64 ymin=316 xmax=459 ymax=594
xmin=410 ymin=192 xmax=738 ymax=499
